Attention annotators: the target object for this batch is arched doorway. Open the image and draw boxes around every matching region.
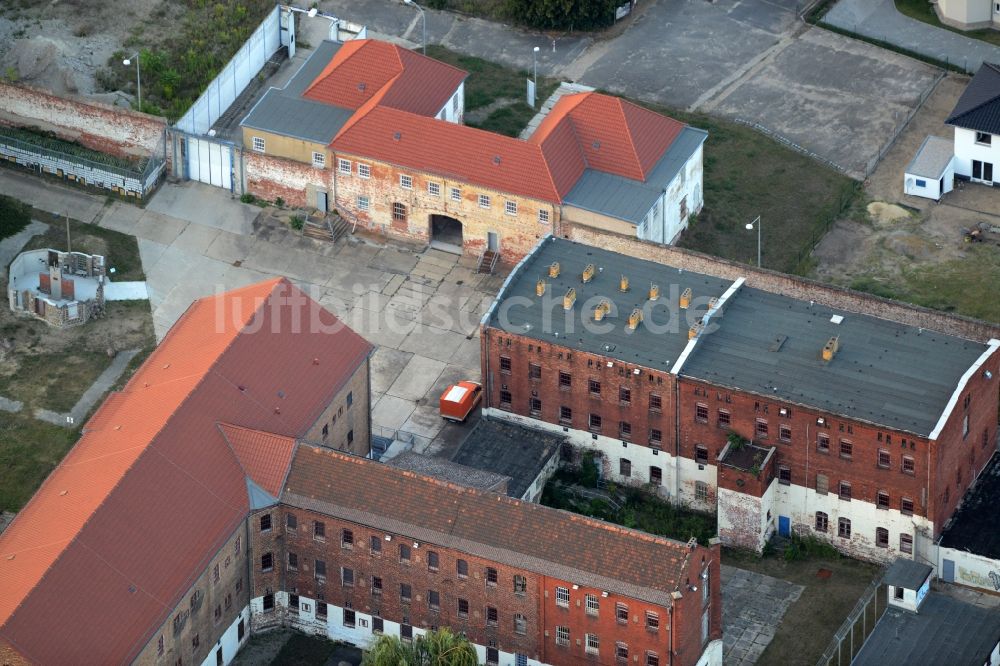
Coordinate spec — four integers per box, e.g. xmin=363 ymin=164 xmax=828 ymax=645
xmin=430 ymin=214 xmax=463 ymax=254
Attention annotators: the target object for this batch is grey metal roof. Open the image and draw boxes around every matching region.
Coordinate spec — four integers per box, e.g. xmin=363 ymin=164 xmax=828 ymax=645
xmin=853 ymin=593 xmax=1000 ymax=666
xmin=562 ymin=127 xmax=708 ymax=224
xmin=884 ymin=558 xmax=932 ymax=590
xmin=939 ymin=451 xmax=1000 ymax=558
xmin=385 ymin=451 xmax=511 ymax=494
xmin=450 ymin=418 xmax=563 ymax=498
xmin=946 ymin=62 xmax=1000 ymax=135
xmin=486 ymin=237 xmax=734 ymax=372
xmin=680 ymin=287 xmax=987 ymax=436
xmin=240 ymin=41 xmax=354 ymax=143
xmin=905 ymin=136 xmax=954 ymax=179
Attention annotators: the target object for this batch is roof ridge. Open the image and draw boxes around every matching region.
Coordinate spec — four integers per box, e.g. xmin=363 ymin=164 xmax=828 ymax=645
xmin=615 ymin=96 xmax=648 ymax=180
xmin=331 ymin=74 xmax=399 ymax=142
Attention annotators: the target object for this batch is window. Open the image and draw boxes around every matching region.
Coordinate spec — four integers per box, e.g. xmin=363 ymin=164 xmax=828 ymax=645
xmin=619 ymin=421 xmax=632 ymax=440
xmin=529 ymin=363 xmax=541 ymax=379
xmin=259 ymin=514 xmax=271 ymax=532
xmin=514 ymin=575 xmax=527 ymax=595
xmin=616 ymin=642 xmax=629 ymax=663
xmin=514 ymin=613 xmax=527 ymax=635
xmin=343 ymin=609 xmax=356 ymax=628
xmin=778 ymin=465 xmax=791 ymax=485
xmin=646 ymin=611 xmax=659 ymax=631
xmin=338 ymin=158 xmax=351 ymax=174
xmin=590 ymin=413 xmax=602 ymax=432
xmin=400 ymin=583 xmax=412 ymax=602
xmin=878 ymin=449 xmax=891 ymax=468
xmin=486 ymin=606 xmax=498 ymax=626
xmin=755 ymin=419 xmax=768 ymax=438
xmin=900 ymin=533 xmax=913 ymax=554
xmin=695 ymin=481 xmax=708 ymax=502
xmin=975 ymin=131 xmax=992 ymax=145
xmin=815 ymin=511 xmax=828 ymax=532
xmin=427 ymin=181 xmax=440 ymax=196
xmin=838 ymin=517 xmax=851 ymax=539
xmin=251 ymin=136 xmax=265 ymax=153
xmin=261 ymin=552 xmax=273 ymax=572
xmin=313 ymin=521 xmax=325 ymax=539
xmin=486 ymin=648 xmax=499 ymax=666
xmin=457 ymin=598 xmax=469 ymax=618
xmin=586 ymin=633 xmax=600 ymax=655
xmin=192 ymin=634 xmax=200 ymax=649
xmin=505 ymin=200 xmax=518 ymax=216
xmin=902 ymin=456 xmax=915 ymax=475
xmin=428 ymin=590 xmax=440 ymax=611
xmin=538 ymin=209 xmax=550 ymax=224
xmin=399 ymin=544 xmax=411 ymax=563
xmin=531 ymin=397 xmax=543 ymax=417
xmin=456 ymin=559 xmax=468 ymax=577
xmin=620 ymin=458 xmax=631 ymax=477
xmin=486 ymin=567 xmax=498 ymax=586
xmin=317 ymin=601 xmax=327 ymax=618
xmin=342 ymin=567 xmax=354 ymax=587
xmin=840 ymin=440 xmax=853 ymax=459
xmin=696 ymin=445 xmax=708 ymax=464
xmin=213 ymin=563 xmax=220 ymax=583
xmin=817 ymin=433 xmax=830 ymax=452
xmin=157 ymin=635 xmax=164 ymax=656
xmin=358 ymin=163 xmax=371 ymax=178
xmin=315 ymin=559 xmax=326 ymax=581
xmin=263 ymin=594 xmax=274 ymax=612
xmin=650 ymin=394 xmax=662 ymax=412
xmin=342 ymin=529 xmax=353 ymax=548
xmin=650 ymin=466 xmax=662 ymax=485
xmin=427 ymin=551 xmax=439 ymax=571
xmin=372 ymin=576 xmax=383 ymax=595
xmin=392 ymin=202 xmax=407 ymax=222
xmin=616 ymin=602 xmax=629 ymax=625
xmin=839 ymin=481 xmax=852 ymax=501
xmin=450 ymin=187 xmax=461 ymax=201
xmin=556 ymin=626 xmax=570 ymax=646
xmin=370 ymin=535 xmax=382 ymax=554
xmin=589 ymin=379 xmax=601 ymax=396
xmin=499 ymin=389 xmax=512 ymax=407
xmin=619 ymin=387 xmax=631 ymax=404
xmin=717 ymin=410 xmax=730 ymax=429
xmin=963 ymin=414 xmax=969 ymax=439
xmin=779 ymin=425 xmax=792 ymax=442
xmin=647 ymin=652 xmax=660 ymax=666
xmin=559 ymin=405 xmax=572 ymax=425
xmin=322 ymin=423 xmax=329 ymax=439
xmin=816 ymin=473 xmax=829 ymax=495
xmin=559 ymin=372 xmax=572 ymax=389
xmin=401 ymin=624 xmax=413 ymax=641
xmin=650 ymin=428 xmax=662 ymax=447
xmin=901 ymin=497 xmax=914 ymax=516
xmin=876 ymin=527 xmax=889 ymax=548
xmin=235 ymin=536 xmax=241 ymax=555
xmin=877 ymin=490 xmax=890 ymax=509
xmin=479 ymin=194 xmax=491 ymax=208
xmin=357 ymin=195 xmax=370 ymax=211
xmin=915 ymin=178 xmax=927 ymax=188
xmin=312 ymin=151 xmax=325 ymax=168
xmin=556 ymin=586 xmax=570 ymax=607
xmin=399 ymin=174 xmax=413 ymax=189
xmin=696 ymin=403 xmax=709 ymax=423
xmin=499 ymin=355 xmax=512 ymax=373
xmin=287 ymin=552 xmax=298 ymax=570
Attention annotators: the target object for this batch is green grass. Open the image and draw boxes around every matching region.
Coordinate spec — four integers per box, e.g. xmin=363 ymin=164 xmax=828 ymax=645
xmin=270 ymin=632 xmax=337 ymax=666
xmin=895 ymin=0 xmax=1000 ymax=47
xmin=23 ymin=210 xmax=145 ymax=281
xmin=0 ymin=350 xmax=110 ymax=413
xmin=0 ymin=193 xmax=30 ymax=241
xmin=0 ymin=411 xmax=78 ymax=511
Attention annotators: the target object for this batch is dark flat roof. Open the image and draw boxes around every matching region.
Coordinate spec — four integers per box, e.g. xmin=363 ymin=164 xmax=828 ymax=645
xmin=385 ymin=451 xmax=510 ymax=494
xmin=939 ymin=451 xmax=1000 ymax=558
xmin=450 ymin=418 xmax=562 ymax=498
xmin=487 ymin=237 xmax=734 ymax=371
xmin=884 ymin=558 xmax=932 ymax=590
xmin=681 ymin=287 xmax=987 ymax=436
xmin=853 ymin=593 xmax=1000 ymax=666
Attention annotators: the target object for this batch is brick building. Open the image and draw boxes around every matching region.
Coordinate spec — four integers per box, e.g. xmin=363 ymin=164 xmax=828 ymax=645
xmin=0 ymin=278 xmax=373 ymax=665
xmin=239 ymin=38 xmax=706 ymax=265
xmin=480 ymin=236 xmax=1000 ymax=564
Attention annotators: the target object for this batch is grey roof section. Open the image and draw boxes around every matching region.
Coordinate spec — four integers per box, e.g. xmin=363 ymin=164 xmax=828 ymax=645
xmin=853 ymin=593 xmax=1000 ymax=666
xmin=487 ymin=236 xmax=733 ymax=372
xmin=246 ymin=477 xmax=278 ymax=509
xmin=905 ymin=136 xmax=954 ymax=179
xmin=946 ymin=62 xmax=1000 ymax=135
xmin=385 ymin=451 xmax=510 ymax=494
xmin=240 ymin=40 xmax=354 ymax=143
xmin=681 ymin=287 xmax=987 ymax=436
xmin=450 ymin=418 xmax=563 ymax=498
xmin=940 ymin=451 xmax=1000 ymax=558
xmin=884 ymin=558 xmax=932 ymax=590
xmin=562 ymin=127 xmax=708 ymax=224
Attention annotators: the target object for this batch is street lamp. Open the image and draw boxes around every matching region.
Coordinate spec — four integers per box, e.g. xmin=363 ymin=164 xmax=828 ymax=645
xmin=533 ymin=46 xmax=540 ymax=90
xmin=402 ymin=0 xmax=426 ymax=55
xmin=122 ymin=53 xmax=141 ymax=111
xmin=745 ymin=215 xmax=761 ymax=268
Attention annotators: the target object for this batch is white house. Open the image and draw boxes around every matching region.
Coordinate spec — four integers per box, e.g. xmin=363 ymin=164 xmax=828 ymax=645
xmin=947 ymin=62 xmax=1000 ymax=186
xmin=904 ymin=135 xmax=955 ymax=199
xmin=936 ymin=0 xmax=1000 ymax=30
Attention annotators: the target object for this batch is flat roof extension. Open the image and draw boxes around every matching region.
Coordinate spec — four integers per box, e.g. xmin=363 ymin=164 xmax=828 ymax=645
xmin=939 ymin=451 xmax=1000 ymax=558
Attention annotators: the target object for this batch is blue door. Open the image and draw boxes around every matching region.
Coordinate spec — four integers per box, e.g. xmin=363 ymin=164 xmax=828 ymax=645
xmin=778 ymin=515 xmax=791 ymax=537
xmin=942 ymin=559 xmax=955 ymax=583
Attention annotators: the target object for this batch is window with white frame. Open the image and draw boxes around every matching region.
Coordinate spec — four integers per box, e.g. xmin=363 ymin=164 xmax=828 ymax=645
xmin=358 ymin=163 xmax=371 ymax=179
xmin=556 ymin=626 xmax=570 ymax=646
xmin=338 ymin=158 xmax=352 ymax=175
xmin=586 ymin=634 xmax=599 ymax=655
xmin=252 ymin=136 xmax=265 ymax=153
xmin=585 ymin=594 xmax=599 ymax=615
xmin=478 ymin=194 xmax=491 ymax=208
xmin=357 ymin=196 xmax=370 ymax=211
xmin=400 ymin=174 xmax=413 ymax=189
xmin=428 ymin=182 xmax=441 ymax=197
xmin=450 ymin=187 xmax=461 ymax=201
xmin=312 ymin=151 xmax=325 ymax=168
xmin=555 ymin=586 xmax=570 ymax=607
xmin=975 ymin=131 xmax=992 ymax=146
xmin=538 ymin=208 xmax=550 ymax=224
xmin=505 ymin=200 xmax=517 ymax=216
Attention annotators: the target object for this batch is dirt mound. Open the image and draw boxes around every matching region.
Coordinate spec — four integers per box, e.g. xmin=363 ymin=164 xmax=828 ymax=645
xmin=866 ymin=201 xmax=910 ymax=226
xmin=884 ymin=231 xmax=935 ymax=260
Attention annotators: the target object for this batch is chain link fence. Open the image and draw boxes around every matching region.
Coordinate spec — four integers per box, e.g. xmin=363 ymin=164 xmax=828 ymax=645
xmin=816 ymin=571 xmax=887 ymax=666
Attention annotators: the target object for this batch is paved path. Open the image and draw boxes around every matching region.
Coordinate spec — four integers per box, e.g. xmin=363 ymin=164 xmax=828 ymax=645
xmin=0 ymin=396 xmax=23 ymax=413
xmin=0 ymin=219 xmax=46 ymax=270
xmin=35 ymin=348 xmax=141 ymax=426
xmin=722 ymin=564 xmax=804 ymax=665
xmin=825 ymin=0 xmax=1000 ymax=73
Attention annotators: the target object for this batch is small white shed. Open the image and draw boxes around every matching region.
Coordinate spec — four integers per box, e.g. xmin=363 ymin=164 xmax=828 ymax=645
xmin=904 ymin=136 xmax=955 ymax=200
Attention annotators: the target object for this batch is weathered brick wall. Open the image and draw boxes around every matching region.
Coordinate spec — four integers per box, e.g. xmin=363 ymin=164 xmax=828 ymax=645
xmin=566 ymin=227 xmax=1000 ymax=343
xmin=0 ymin=641 xmax=30 ymax=666
xmin=302 ymin=357 xmax=370 ymax=457
xmin=0 ymin=82 xmax=166 ymax=159
xmin=242 ymin=151 xmax=330 ymax=208
xmin=671 ymin=541 xmax=723 ymax=666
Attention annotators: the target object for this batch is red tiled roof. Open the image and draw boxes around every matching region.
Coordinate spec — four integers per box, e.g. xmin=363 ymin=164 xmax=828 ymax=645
xmin=303 ymin=39 xmax=466 ymax=118
xmin=0 ymin=278 xmax=373 ymax=665
xmin=333 ymin=106 xmax=561 ymax=203
xmin=220 ymin=423 xmax=297 ymax=498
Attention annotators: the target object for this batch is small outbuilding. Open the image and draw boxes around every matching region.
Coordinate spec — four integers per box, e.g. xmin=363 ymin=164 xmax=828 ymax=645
xmin=904 ymin=136 xmax=955 ymax=200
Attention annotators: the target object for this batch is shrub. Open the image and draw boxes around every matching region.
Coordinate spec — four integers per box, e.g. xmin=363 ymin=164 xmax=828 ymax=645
xmin=274 ymin=196 xmax=285 ymax=208
xmin=579 ymin=452 xmax=599 ymax=488
xmin=0 ymin=195 xmax=30 ymax=240
xmin=289 ymin=215 xmax=305 ymax=231
xmin=239 ymin=193 xmax=256 ymax=204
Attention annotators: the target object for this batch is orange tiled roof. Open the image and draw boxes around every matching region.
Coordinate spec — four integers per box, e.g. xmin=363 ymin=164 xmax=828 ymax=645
xmin=0 ymin=278 xmax=373 ymax=664
xmin=220 ymin=423 xmax=297 ymax=498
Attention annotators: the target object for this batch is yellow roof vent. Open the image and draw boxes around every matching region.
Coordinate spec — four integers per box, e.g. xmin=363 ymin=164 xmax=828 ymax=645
xmin=582 ymin=264 xmax=596 ymax=283
xmin=708 ymin=296 xmax=719 ymax=310
xmin=536 ymin=279 xmax=546 ymax=297
xmin=822 ymin=336 xmax=840 ymax=362
xmin=619 ymin=275 xmax=629 ymax=293
xmin=689 ymin=322 xmax=704 ymax=340
xmin=594 ymin=299 xmax=612 ymax=322
xmin=549 ymin=261 xmax=560 ymax=278
xmin=563 ymin=287 xmax=577 ymax=310
xmin=627 ymin=308 xmax=643 ymax=331
xmin=680 ymin=287 xmax=692 ymax=309
xmin=649 ymin=283 xmax=660 ymax=301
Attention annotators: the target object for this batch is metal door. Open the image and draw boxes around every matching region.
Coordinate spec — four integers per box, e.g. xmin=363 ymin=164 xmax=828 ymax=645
xmin=941 ymin=559 xmax=955 ymax=583
xmin=186 ymin=137 xmax=233 ymax=191
xmin=487 ymin=231 xmax=499 ymax=252
xmin=317 ymin=190 xmax=328 ymax=212
xmin=778 ymin=515 xmax=791 ymax=537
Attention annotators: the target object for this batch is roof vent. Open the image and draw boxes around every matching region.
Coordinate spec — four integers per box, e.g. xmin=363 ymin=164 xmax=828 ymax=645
xmin=274 ymin=406 xmax=281 ymax=414
xmin=393 ymin=132 xmax=401 ymax=141
xmin=649 ymin=283 xmax=660 ymax=301
xmin=708 ymin=296 xmax=719 ymax=310
xmin=594 ymin=299 xmax=611 ymax=322
xmin=830 ymin=314 xmax=844 ymax=324
xmin=627 ymin=308 xmax=643 ymax=331
xmin=549 ymin=261 xmax=560 ymax=278
xmin=493 ymin=155 xmax=502 ymax=165
xmin=358 ymin=82 xmax=366 ymax=91
xmin=313 ymin=358 xmax=320 ymax=365
xmin=592 ymin=140 xmax=601 ymax=150
xmin=679 ymin=287 xmax=692 ymax=309
xmin=535 ymin=279 xmax=546 ymax=297
xmin=582 ymin=264 xmax=595 ymax=283
xmin=619 ymin=275 xmax=629 ymax=293
xmin=822 ymin=336 xmax=840 ymax=362
xmin=689 ymin=322 xmax=704 ymax=339
xmin=563 ymin=288 xmax=576 ymax=310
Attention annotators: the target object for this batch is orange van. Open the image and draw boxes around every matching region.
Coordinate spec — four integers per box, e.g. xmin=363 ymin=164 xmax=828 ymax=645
xmin=439 ymin=381 xmax=483 ymax=422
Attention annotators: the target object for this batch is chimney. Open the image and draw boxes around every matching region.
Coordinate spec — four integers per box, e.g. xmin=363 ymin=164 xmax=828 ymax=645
xmin=822 ymin=336 xmax=840 ymax=362
xmin=689 ymin=322 xmax=704 ymax=340
xmin=563 ymin=287 xmax=576 ymax=310
xmin=619 ymin=275 xmax=629 ymax=293
xmin=594 ymin=299 xmax=611 ymax=322
xmin=649 ymin=283 xmax=660 ymax=301
xmin=680 ymin=287 xmax=692 ymax=309
xmin=536 ymin=279 xmax=546 ymax=297
xmin=582 ymin=264 xmax=595 ymax=283
xmin=549 ymin=261 xmax=560 ymax=278
xmin=627 ymin=308 xmax=643 ymax=331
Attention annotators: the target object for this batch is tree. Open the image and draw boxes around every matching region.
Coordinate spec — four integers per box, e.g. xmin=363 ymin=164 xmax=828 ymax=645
xmin=362 ymin=628 xmax=478 ymax=666
xmin=504 ymin=0 xmax=617 ymax=30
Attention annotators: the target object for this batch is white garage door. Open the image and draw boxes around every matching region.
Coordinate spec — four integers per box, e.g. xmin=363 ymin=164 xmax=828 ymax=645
xmin=186 ymin=137 xmax=233 ymax=191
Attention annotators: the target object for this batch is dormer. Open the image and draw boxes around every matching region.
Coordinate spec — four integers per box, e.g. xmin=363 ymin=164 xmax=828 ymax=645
xmin=884 ymin=558 xmax=932 ymax=613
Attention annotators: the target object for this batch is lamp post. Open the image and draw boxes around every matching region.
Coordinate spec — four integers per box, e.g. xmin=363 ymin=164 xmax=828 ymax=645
xmin=123 ymin=53 xmax=141 ymax=111
xmin=533 ymin=46 xmax=540 ymax=88
xmin=745 ymin=215 xmax=761 ymax=268
xmin=402 ymin=0 xmax=426 ymax=55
